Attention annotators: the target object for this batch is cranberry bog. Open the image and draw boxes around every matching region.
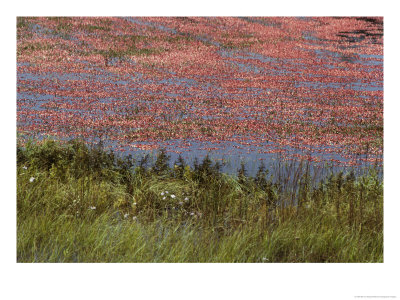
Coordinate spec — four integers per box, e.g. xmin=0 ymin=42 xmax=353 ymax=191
xmin=16 ymin=17 xmax=383 ymax=176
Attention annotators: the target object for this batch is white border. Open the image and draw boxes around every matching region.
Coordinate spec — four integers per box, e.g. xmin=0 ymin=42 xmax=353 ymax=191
xmin=2 ymin=1 xmax=398 ymax=300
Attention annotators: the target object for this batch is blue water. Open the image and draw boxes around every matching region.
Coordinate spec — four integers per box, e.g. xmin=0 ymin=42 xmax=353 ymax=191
xmin=17 ymin=17 xmax=383 ymax=178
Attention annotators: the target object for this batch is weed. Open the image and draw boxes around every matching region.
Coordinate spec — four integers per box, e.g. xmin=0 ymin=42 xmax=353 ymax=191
xmin=17 ymin=139 xmax=383 ymax=262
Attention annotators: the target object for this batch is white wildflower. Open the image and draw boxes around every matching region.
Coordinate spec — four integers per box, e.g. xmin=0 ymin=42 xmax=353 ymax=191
xmin=161 ymin=192 xmax=164 ymax=196
xmin=165 ymin=191 xmax=168 ymax=194
xmin=163 ymin=197 xmax=166 ymax=200
xmin=132 ymin=216 xmax=137 ymax=221
xmin=190 ymin=212 xmax=195 ymax=216
xmin=89 ymin=206 xmax=96 ymax=210
xmin=262 ymin=257 xmax=268 ymax=262
xmin=124 ymin=213 xmax=129 ymax=219
xmin=171 ymin=194 xmax=176 ymax=199
xmin=29 ymin=177 xmax=35 ymax=183
xmin=178 ymin=201 xmax=183 ymax=205
xmin=184 ymin=197 xmax=189 ymax=202
xmin=23 ymin=166 xmax=28 ymax=170
xmin=133 ymin=202 xmax=137 ymax=206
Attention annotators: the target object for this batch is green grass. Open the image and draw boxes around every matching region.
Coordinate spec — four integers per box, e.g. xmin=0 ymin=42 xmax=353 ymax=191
xmin=17 ymin=139 xmax=383 ymax=262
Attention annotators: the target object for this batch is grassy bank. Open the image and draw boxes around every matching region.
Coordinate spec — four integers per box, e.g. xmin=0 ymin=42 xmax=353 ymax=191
xmin=17 ymin=139 xmax=383 ymax=262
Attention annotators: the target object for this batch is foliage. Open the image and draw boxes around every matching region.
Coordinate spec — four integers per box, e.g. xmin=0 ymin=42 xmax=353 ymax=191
xmin=17 ymin=139 xmax=383 ymax=262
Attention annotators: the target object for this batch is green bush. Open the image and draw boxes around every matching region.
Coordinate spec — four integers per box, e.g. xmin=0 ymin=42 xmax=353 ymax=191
xmin=17 ymin=138 xmax=383 ymax=262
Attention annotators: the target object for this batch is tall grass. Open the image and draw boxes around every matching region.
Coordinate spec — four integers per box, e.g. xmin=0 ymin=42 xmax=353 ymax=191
xmin=17 ymin=139 xmax=383 ymax=262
